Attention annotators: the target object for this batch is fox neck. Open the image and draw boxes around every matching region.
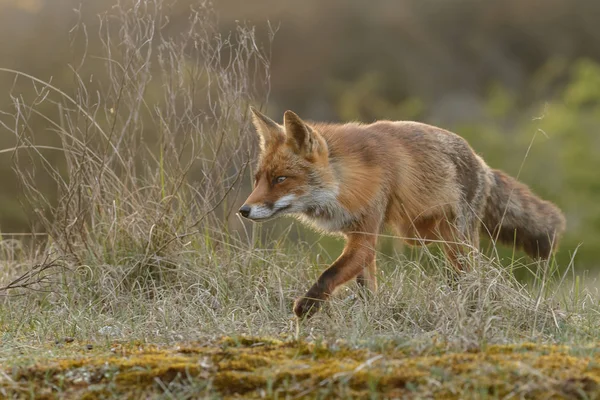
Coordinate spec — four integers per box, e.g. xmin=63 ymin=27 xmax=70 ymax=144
xmin=298 ymin=175 xmax=356 ymax=233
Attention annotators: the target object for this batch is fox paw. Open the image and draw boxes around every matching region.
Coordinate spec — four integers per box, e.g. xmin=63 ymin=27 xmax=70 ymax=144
xmin=293 ymin=296 xmax=323 ymax=319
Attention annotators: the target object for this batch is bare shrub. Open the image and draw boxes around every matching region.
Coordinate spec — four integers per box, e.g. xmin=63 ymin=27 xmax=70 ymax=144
xmin=1 ymin=0 xmax=273 ymax=294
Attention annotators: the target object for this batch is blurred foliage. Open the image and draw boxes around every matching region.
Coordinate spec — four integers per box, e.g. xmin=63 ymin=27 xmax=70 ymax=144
xmin=0 ymin=0 xmax=599 ymax=271
xmin=491 ymin=59 xmax=600 ymax=268
xmin=329 ymin=72 xmax=425 ymax=122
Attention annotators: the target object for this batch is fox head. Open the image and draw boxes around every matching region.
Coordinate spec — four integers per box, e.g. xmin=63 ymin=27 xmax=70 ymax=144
xmin=239 ymin=108 xmax=334 ymax=222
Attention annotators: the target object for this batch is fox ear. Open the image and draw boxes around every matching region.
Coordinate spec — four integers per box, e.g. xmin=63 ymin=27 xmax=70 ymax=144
xmin=250 ymin=106 xmax=284 ymax=149
xmin=284 ymin=110 xmax=321 ymax=156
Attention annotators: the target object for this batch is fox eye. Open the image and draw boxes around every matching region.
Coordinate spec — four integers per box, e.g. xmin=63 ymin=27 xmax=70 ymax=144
xmin=274 ymin=176 xmax=287 ymax=185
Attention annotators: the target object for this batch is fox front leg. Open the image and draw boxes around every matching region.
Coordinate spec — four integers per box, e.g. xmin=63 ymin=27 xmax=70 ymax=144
xmin=294 ymin=233 xmax=377 ymax=319
xmin=355 ymin=259 xmax=378 ymax=292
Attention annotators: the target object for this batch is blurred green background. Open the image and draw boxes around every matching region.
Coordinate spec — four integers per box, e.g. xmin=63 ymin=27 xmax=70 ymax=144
xmin=0 ymin=0 xmax=598 ymax=270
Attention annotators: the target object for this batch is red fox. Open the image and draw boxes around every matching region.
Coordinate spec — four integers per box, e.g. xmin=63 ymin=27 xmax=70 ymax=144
xmin=239 ymin=107 xmax=566 ymax=319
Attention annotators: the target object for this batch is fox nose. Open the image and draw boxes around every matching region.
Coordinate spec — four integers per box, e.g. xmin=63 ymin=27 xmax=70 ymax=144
xmin=239 ymin=205 xmax=251 ymax=218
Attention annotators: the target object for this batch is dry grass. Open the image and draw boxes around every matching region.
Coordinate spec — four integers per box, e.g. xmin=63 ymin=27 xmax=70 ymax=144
xmin=0 ymin=0 xmax=598 ymax=398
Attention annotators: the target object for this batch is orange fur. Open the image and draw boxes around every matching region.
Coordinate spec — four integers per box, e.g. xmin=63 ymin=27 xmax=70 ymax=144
xmin=240 ymin=108 xmax=566 ymax=319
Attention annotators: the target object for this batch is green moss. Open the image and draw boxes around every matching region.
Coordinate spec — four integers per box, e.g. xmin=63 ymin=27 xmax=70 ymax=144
xmin=4 ymin=338 xmax=600 ymax=399
xmin=219 ymin=335 xmax=282 ymax=347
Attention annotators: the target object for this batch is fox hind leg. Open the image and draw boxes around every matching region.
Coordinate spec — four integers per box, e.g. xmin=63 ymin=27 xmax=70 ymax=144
xmin=439 ymin=211 xmax=481 ymax=273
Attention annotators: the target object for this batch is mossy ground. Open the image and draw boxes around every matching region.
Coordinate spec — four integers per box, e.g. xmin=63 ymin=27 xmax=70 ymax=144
xmin=2 ymin=336 xmax=600 ymax=399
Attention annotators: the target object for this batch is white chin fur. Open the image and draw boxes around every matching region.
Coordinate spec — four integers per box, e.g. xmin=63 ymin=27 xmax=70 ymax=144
xmin=247 ymin=205 xmax=276 ymax=220
xmin=274 ymin=194 xmax=296 ymax=209
xmin=247 ymin=194 xmax=297 ymax=221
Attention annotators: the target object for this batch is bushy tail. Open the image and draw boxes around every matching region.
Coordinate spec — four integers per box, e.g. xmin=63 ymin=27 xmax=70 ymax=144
xmin=482 ymin=169 xmax=566 ymax=259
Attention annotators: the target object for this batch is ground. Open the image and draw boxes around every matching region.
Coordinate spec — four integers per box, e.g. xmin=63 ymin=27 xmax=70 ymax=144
xmin=2 ymin=336 xmax=600 ymax=399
